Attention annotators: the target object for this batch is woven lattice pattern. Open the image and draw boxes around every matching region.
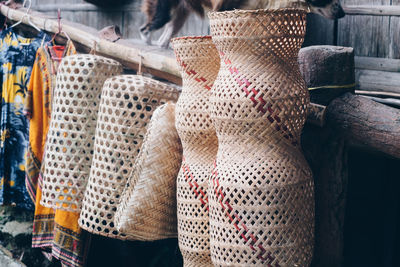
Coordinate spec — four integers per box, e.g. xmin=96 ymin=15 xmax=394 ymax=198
xmin=240 ymin=0 xmax=309 ymax=10
xmin=208 ymin=9 xmax=314 ymax=266
xmin=114 ymin=103 xmax=182 ymax=240
xmin=78 ymin=75 xmax=180 ymax=239
xmin=40 ymin=54 xmax=123 ymax=211
xmin=171 ymin=36 xmax=220 ymax=267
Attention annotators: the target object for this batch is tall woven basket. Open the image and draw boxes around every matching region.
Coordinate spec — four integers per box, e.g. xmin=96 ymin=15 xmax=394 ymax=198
xmin=171 ymin=36 xmax=220 ymax=267
xmin=208 ymin=9 xmax=315 ymax=266
xmin=40 ymin=54 xmax=123 ymax=211
xmin=114 ymin=103 xmax=182 ymax=240
xmin=78 ymin=75 xmax=180 ymax=239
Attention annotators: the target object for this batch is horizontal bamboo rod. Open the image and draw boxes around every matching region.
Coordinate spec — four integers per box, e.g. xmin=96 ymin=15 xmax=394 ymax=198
xmin=0 ymin=4 xmax=182 ymax=84
xmin=35 ymin=3 xmax=139 ymax=12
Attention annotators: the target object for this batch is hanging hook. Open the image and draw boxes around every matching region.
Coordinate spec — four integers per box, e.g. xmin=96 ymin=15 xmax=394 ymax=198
xmin=25 ymin=0 xmax=32 ymax=13
xmin=47 ymin=8 xmax=62 ymax=46
xmin=10 ymin=0 xmax=40 ymax=31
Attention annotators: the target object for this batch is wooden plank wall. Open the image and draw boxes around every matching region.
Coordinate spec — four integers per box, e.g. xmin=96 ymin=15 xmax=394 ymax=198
xmin=30 ymin=0 xmax=399 ymax=94
xmin=339 ymin=0 xmax=400 ymax=94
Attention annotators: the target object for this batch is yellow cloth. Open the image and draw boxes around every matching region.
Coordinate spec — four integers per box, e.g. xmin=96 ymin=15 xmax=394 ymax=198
xmin=26 ymin=41 xmax=85 ymax=267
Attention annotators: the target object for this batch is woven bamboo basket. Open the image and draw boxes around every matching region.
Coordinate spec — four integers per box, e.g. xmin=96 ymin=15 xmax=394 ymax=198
xmin=78 ymin=75 xmax=180 ymax=239
xmin=170 ymin=36 xmax=220 ymax=267
xmin=208 ymin=9 xmax=315 ymax=266
xmin=114 ymin=103 xmax=182 ymax=240
xmin=40 ymin=54 xmax=123 ymax=211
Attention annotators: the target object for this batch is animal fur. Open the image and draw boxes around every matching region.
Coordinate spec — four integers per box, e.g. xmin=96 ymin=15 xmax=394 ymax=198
xmin=140 ymin=0 xmax=345 ymax=48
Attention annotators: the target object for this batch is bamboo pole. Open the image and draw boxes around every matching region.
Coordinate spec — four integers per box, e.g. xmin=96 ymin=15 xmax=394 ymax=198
xmin=0 ymin=5 xmax=182 ymax=84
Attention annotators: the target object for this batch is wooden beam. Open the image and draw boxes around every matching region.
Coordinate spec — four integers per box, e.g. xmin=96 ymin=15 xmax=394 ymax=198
xmin=0 ymin=5 xmax=182 ymax=84
xmin=356 ymin=69 xmax=400 ymax=95
xmin=355 ymin=56 xmax=400 ymax=72
xmin=327 ymin=93 xmax=400 ymax=159
xmin=344 ymin=5 xmax=400 ymax=16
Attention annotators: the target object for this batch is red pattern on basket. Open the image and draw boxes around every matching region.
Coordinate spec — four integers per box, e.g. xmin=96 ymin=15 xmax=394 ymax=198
xmin=175 ymin=56 xmax=213 ymax=90
xmin=181 ymin=157 xmax=209 ymax=211
xmin=211 ymin=161 xmax=280 ymax=266
xmin=219 ymin=51 xmax=298 ymax=146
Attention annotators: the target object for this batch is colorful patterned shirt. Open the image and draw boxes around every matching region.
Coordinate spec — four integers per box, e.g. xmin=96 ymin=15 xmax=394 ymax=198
xmin=0 ymin=27 xmax=49 ymax=210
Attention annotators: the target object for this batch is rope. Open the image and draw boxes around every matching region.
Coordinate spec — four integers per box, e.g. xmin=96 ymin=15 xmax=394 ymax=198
xmin=308 ymin=83 xmax=356 ymax=91
xmin=89 ymin=41 xmax=97 ymax=55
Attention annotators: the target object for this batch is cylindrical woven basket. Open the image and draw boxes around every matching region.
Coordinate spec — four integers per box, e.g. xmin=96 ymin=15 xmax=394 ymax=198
xmin=114 ymin=103 xmax=182 ymax=240
xmin=78 ymin=75 xmax=180 ymax=239
xmin=170 ymin=36 xmax=220 ymax=267
xmin=208 ymin=9 xmax=315 ymax=266
xmin=40 ymin=54 xmax=123 ymax=211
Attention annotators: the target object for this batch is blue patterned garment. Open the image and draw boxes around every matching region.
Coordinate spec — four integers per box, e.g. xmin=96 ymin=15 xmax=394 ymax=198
xmin=0 ymin=28 xmax=49 ymax=210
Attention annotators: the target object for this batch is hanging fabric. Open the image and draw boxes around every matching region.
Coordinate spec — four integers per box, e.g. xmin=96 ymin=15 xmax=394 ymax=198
xmin=0 ymin=27 xmax=49 ymax=210
xmin=25 ymin=40 xmax=88 ymax=267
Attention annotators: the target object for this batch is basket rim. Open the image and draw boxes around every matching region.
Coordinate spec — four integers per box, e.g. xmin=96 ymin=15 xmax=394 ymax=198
xmin=208 ymin=8 xmax=307 ymax=19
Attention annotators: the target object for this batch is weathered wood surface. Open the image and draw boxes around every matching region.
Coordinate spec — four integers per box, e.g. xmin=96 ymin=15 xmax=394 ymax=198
xmin=355 ymin=56 xmax=400 ymax=72
xmin=302 ymin=124 xmax=348 ymax=267
xmin=304 ymin=93 xmax=400 ymax=267
xmin=356 ymin=69 xmax=400 ymax=94
xmin=338 ymin=0 xmax=391 ymax=59
xmin=344 ymin=5 xmax=400 ymax=15
xmin=298 ymin=45 xmax=355 ymax=105
xmin=299 ymin=45 xmax=354 ymax=267
xmin=361 ymin=95 xmax=400 ymax=108
xmin=327 ymin=93 xmax=400 ymax=159
xmin=313 ymin=0 xmax=400 ymax=98
xmin=390 ymin=0 xmax=400 ymax=59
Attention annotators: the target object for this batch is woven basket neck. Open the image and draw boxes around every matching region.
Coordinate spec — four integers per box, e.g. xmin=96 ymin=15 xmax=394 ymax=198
xmin=172 ymin=37 xmax=220 ymax=93
xmin=209 ymin=9 xmax=306 ymax=61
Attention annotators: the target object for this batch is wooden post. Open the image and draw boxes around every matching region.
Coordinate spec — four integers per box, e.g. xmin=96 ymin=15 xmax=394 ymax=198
xmin=302 ymin=124 xmax=348 ymax=267
xmin=299 ymin=45 xmax=355 ymax=267
xmin=327 ymin=93 xmax=400 ymax=159
xmin=299 ymin=45 xmax=355 ymax=106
